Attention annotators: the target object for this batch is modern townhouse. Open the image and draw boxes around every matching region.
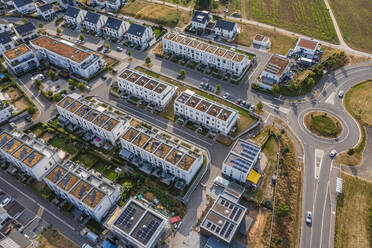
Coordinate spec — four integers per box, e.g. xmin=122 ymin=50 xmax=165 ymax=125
xmin=83 ymin=11 xmax=107 ymax=33
xmin=222 ymin=139 xmax=261 ymax=184
xmin=162 ymin=33 xmax=250 ymax=77
xmin=252 ymin=34 xmax=271 ymax=48
xmin=56 ymin=95 xmax=129 ymax=144
xmin=58 ymin=0 xmax=69 ymax=9
xmin=65 ymin=6 xmax=86 ymax=28
xmin=0 ymin=31 xmax=14 ymax=55
xmin=259 ymin=54 xmax=291 ymax=86
xmin=0 ymin=131 xmax=62 ymax=181
xmin=105 ymin=198 xmax=167 ymax=248
xmin=103 ymin=17 xmax=129 ymax=39
xmin=14 ymin=22 xmax=37 ymax=42
xmin=191 ymin=10 xmax=212 ymax=31
xmin=13 ymin=0 xmax=35 ymax=14
xmin=200 ymin=194 xmax=247 ymax=245
xmin=0 ymin=100 xmax=15 ymax=122
xmin=125 ymin=23 xmax=154 ymax=50
xmin=3 ymin=44 xmax=39 ymax=75
xmin=174 ymin=89 xmax=239 ymax=135
xmin=293 ymin=37 xmax=320 ymax=59
xmin=30 ymin=36 xmax=102 ymax=79
xmin=106 ymin=0 xmax=121 ymax=10
xmin=120 ymin=125 xmax=203 ymax=185
xmin=36 ymin=3 xmax=56 ymax=20
xmin=117 ymin=69 xmax=177 ymax=110
xmin=44 ymin=160 xmax=122 ymax=221
xmin=0 ymin=20 xmax=13 ymax=33
xmin=214 ymin=19 xmax=238 ymax=40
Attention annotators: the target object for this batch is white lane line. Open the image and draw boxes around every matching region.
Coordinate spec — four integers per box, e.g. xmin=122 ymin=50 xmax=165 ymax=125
xmin=262 ymin=101 xmax=291 ymax=115
xmin=314 ymin=149 xmax=324 ymax=179
xmin=325 ymin=92 xmax=335 ymax=105
xmin=0 ymin=176 xmax=75 ymax=231
xmin=264 ymin=113 xmax=271 ymax=123
xmin=319 ymin=181 xmax=330 ymax=248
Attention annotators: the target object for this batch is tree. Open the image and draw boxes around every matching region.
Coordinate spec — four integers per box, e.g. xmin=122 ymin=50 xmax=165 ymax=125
xmin=77 ymin=82 xmax=86 ymax=91
xmin=56 ymin=27 xmax=61 ymax=35
xmin=38 ymin=22 xmax=43 ymax=28
xmin=145 ymin=56 xmax=151 ymax=65
xmin=79 ymin=34 xmax=84 ymax=41
xmin=272 ymin=84 xmax=280 ymax=94
xmin=53 ymin=93 xmax=62 ymax=102
xmin=195 ymin=0 xmax=211 ymax=10
xmin=23 ymin=18 xmax=28 ymax=23
xmin=179 ymin=69 xmax=186 ymax=79
xmin=127 ymin=51 xmax=131 ymax=57
xmin=216 ymin=84 xmax=221 ymax=94
xmin=33 ymin=79 xmax=41 ymax=88
xmin=47 ymin=90 xmax=53 ymax=97
xmin=28 ymin=106 xmax=37 ymax=115
xmin=276 ymin=203 xmax=290 ymax=217
xmin=104 ymin=43 xmax=110 ymax=49
xmin=306 ymin=77 xmax=315 ymax=88
xmin=256 ymin=101 xmax=263 ymax=111
xmin=48 ymin=69 xmax=56 ymax=79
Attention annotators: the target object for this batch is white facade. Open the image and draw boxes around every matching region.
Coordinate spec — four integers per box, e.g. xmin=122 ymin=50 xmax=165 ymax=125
xmin=163 ymin=33 xmax=250 ymax=76
xmin=56 ymin=95 xmax=129 ymax=144
xmin=103 ymin=18 xmax=129 ymax=38
xmin=174 ymin=90 xmax=239 ymax=135
xmin=260 ymin=54 xmax=290 ymax=85
xmin=3 ymin=44 xmax=39 ymax=75
xmin=294 ymin=37 xmax=320 ymax=59
xmin=126 ymin=24 xmax=154 ymax=50
xmin=0 ymin=131 xmax=62 ymax=181
xmin=106 ymin=0 xmax=121 ymax=10
xmin=214 ymin=19 xmax=238 ymax=40
xmin=14 ymin=0 xmax=35 ymax=14
xmin=44 ymin=160 xmax=122 ymax=221
xmin=14 ymin=23 xmax=37 ymax=42
xmin=0 ymin=102 xmax=15 ymax=122
xmin=0 ymin=32 xmax=14 ymax=55
xmin=120 ymin=126 xmax=203 ymax=185
xmin=36 ymin=4 xmax=55 ymax=20
xmin=31 ymin=36 xmax=102 ymax=79
xmin=0 ymin=23 xmax=13 ymax=33
xmin=64 ymin=7 xmax=86 ymax=27
xmin=117 ymin=69 xmax=177 ymax=110
xmin=83 ymin=12 xmax=107 ymax=32
xmin=191 ymin=11 xmax=211 ymax=30
xmin=222 ymin=139 xmax=261 ymax=183
xmin=252 ymin=34 xmax=271 ymax=48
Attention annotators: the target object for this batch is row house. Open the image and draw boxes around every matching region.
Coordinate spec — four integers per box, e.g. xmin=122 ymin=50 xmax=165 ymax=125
xmin=65 ymin=6 xmax=86 ymax=28
xmin=3 ymin=44 xmax=39 ymax=75
xmin=117 ymin=69 xmax=177 ymax=110
xmin=174 ymin=90 xmax=239 ymax=135
xmin=36 ymin=3 xmax=56 ymax=20
xmin=0 ymin=131 xmax=62 ymax=181
xmin=30 ymin=36 xmax=102 ymax=79
xmin=56 ymin=95 xmax=129 ymax=144
xmin=222 ymin=139 xmax=261 ymax=184
xmin=13 ymin=0 xmax=35 ymax=14
xmin=120 ymin=126 xmax=203 ymax=185
xmin=44 ymin=160 xmax=122 ymax=221
xmin=214 ymin=19 xmax=238 ymax=40
xmin=162 ymin=33 xmax=250 ymax=76
xmin=0 ymin=31 xmax=14 ymax=55
xmin=14 ymin=22 xmax=37 ymax=42
xmin=259 ymin=54 xmax=291 ymax=85
xmin=125 ymin=23 xmax=154 ymax=50
xmin=83 ymin=11 xmax=107 ymax=33
xmin=103 ymin=17 xmax=129 ymax=38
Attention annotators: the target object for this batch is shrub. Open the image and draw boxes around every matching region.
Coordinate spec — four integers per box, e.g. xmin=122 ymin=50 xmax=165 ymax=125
xmin=347 ymin=148 xmax=355 ymax=155
xmin=276 ymin=203 xmax=290 ymax=217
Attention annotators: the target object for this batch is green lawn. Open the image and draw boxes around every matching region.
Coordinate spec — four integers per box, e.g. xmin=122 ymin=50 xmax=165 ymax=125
xmin=103 ymin=167 xmax=118 ymax=181
xmin=74 ymin=151 xmax=100 ymax=168
xmin=308 ymin=114 xmax=341 ymax=137
xmin=247 ymin=0 xmax=338 ymax=43
xmin=48 ymin=136 xmax=79 ymax=155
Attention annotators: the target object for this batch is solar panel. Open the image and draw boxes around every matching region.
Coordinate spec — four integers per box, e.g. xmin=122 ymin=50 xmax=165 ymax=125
xmin=78 ymin=185 xmax=86 ymax=198
xmin=211 ymin=224 xmax=216 ymax=231
xmin=230 ymin=207 xmax=237 ymax=219
xmin=0 ymin=136 xmax=8 ymax=146
xmin=54 ymin=170 xmax=61 ymax=183
xmin=99 ymin=116 xmax=104 ymax=125
xmin=216 ymin=227 xmax=221 ymax=233
xmin=63 ymin=99 xmax=70 ymax=107
xmin=90 ymin=190 xmax=96 ymax=205
xmin=28 ymin=152 xmax=35 ymax=164
xmin=20 ymin=148 xmax=27 ymax=159
xmin=234 ymin=209 xmax=243 ymax=221
xmin=220 ymin=222 xmax=229 ymax=236
xmin=225 ymin=225 xmax=234 ymax=238
xmin=229 ymin=204 xmax=234 ymax=210
xmin=7 ymin=140 xmax=14 ymax=150
xmin=221 ymin=200 xmax=225 ymax=205
xmin=63 ymin=174 xmax=71 ymax=188
xmin=69 ymin=102 xmax=76 ymax=110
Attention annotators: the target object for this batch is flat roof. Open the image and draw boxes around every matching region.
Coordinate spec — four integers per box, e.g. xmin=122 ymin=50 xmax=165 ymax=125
xmin=264 ymin=55 xmax=290 ymax=76
xmin=232 ymin=54 xmax=245 ymax=63
xmin=154 ymin=143 xmax=171 ymax=159
xmin=12 ymin=144 xmax=32 ymax=161
xmin=163 ymin=33 xmax=176 ymax=40
xmin=196 ymin=100 xmax=211 ymax=112
xmin=180 ymin=37 xmax=191 ymax=45
xmin=103 ymin=118 xmax=118 ymax=131
xmin=188 ymin=40 xmax=200 ymax=48
xmin=166 ymin=149 xmax=183 ymax=165
xmin=215 ymin=48 xmax=226 ymax=57
xmin=93 ymin=113 xmax=110 ymax=127
xmin=205 ymin=46 xmax=217 ymax=54
xmin=3 ymin=44 xmax=31 ymax=60
xmin=70 ymin=180 xmax=92 ymax=200
xmin=76 ymin=105 xmax=91 ymax=117
xmin=131 ymin=211 xmax=163 ymax=246
xmin=131 ymin=132 xmax=150 ymax=148
xmin=114 ymin=200 xmax=146 ymax=234
xmin=154 ymin=83 xmax=167 ymax=94
xmin=84 ymin=109 xmax=100 ymax=122
xmin=57 ymin=172 xmax=79 ymax=192
xmin=176 ymin=93 xmax=191 ymax=104
xmin=122 ymin=127 xmax=139 ymax=142
xmin=144 ymin=80 xmax=158 ymax=91
xmin=2 ymin=138 xmax=22 ymax=154
xmin=0 ymin=133 xmax=12 ymax=148
xmin=223 ymin=51 xmax=235 ymax=60
xmin=207 ymin=104 xmax=222 ymax=117
xmin=31 ymin=36 xmax=91 ymax=63
xmin=83 ymin=188 xmax=105 ymax=209
xmin=144 ymin=138 xmax=160 ymax=153
xmin=297 ymin=38 xmax=318 ymax=50
xmin=197 ymin=43 xmax=208 ymax=51
xmin=66 ymin=100 xmax=82 ymax=113
xmin=127 ymin=72 xmax=141 ymax=83
xmin=119 ymin=69 xmax=133 ymax=80
xmin=186 ymin=96 xmax=201 ymax=108
xmin=178 ymin=154 xmax=195 ymax=171
xmin=225 ymin=139 xmax=261 ymax=174
xmin=254 ymin=34 xmax=265 ymax=41
xmin=173 ymin=35 xmax=184 ymax=43
xmin=46 ymin=165 xmax=67 ymax=183
xmin=58 ymin=96 xmax=74 ymax=109
xmin=136 ymin=76 xmax=150 ymax=87
xmin=218 ymin=109 xmax=232 ymax=121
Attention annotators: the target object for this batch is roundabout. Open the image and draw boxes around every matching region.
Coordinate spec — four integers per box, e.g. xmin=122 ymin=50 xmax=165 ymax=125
xmin=304 ymin=111 xmax=343 ymax=138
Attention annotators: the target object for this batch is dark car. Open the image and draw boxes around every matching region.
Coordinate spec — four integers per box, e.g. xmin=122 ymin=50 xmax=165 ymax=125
xmin=97 ymin=45 xmax=104 ymax=51
xmin=101 ymin=75 xmax=107 ymax=80
xmin=177 ymin=74 xmax=182 ymax=79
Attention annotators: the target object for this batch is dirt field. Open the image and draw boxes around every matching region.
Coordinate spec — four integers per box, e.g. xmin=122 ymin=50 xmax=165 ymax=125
xmin=244 ymin=0 xmax=338 ymax=43
xmin=328 ymin=0 xmax=372 ymax=53
xmin=39 ymin=228 xmax=78 ymax=248
xmin=5 ymin=87 xmax=22 ymax=100
xmin=334 ymin=173 xmax=372 ymax=248
xmin=235 ymin=22 xmax=297 ymax=55
xmin=13 ymin=97 xmax=31 ymax=112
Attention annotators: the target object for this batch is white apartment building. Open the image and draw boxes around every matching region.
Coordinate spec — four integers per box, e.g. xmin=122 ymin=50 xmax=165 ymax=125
xmin=294 ymin=37 xmax=320 ymax=59
xmin=106 ymin=0 xmax=121 ymax=10
xmin=103 ymin=17 xmax=129 ymax=38
xmin=30 ymin=36 xmax=102 ymax=79
xmin=252 ymin=34 xmax=271 ymax=48
xmin=259 ymin=54 xmax=291 ymax=85
xmin=162 ymin=33 xmax=250 ymax=76
xmin=120 ymin=126 xmax=203 ymax=185
xmin=3 ymin=44 xmax=39 ymax=75
xmin=65 ymin=6 xmax=86 ymax=27
xmin=105 ymin=198 xmax=167 ymax=248
xmin=222 ymin=139 xmax=261 ymax=184
xmin=0 ymin=21 xmax=13 ymax=33
xmin=0 ymin=131 xmax=63 ymax=181
xmin=56 ymin=95 xmax=129 ymax=144
xmin=191 ymin=10 xmax=212 ymax=30
xmin=0 ymin=101 xmax=15 ymax=123
xmin=83 ymin=11 xmax=107 ymax=33
xmin=117 ymin=69 xmax=177 ymax=110
xmin=44 ymin=160 xmax=122 ymax=221
xmin=125 ymin=23 xmax=154 ymax=50
xmin=14 ymin=22 xmax=37 ymax=42
xmin=0 ymin=31 xmax=14 ymax=55
xmin=174 ymin=90 xmax=239 ymax=135
xmin=13 ymin=0 xmax=35 ymax=14
xmin=214 ymin=19 xmax=238 ymax=40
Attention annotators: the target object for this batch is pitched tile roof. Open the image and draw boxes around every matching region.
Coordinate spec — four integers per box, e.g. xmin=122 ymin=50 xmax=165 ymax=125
xmin=192 ymin=10 xmax=210 ymax=24
xmin=105 ymin=17 xmax=123 ymax=31
xmin=14 ymin=22 xmax=35 ymax=36
xmin=127 ymin=23 xmax=146 ymax=38
xmin=13 ymin=0 xmax=33 ymax=8
xmin=84 ymin=11 xmax=101 ymax=24
xmin=0 ymin=31 xmax=12 ymax=45
xmin=215 ymin=19 xmax=236 ymax=31
xmin=65 ymin=6 xmax=81 ymax=18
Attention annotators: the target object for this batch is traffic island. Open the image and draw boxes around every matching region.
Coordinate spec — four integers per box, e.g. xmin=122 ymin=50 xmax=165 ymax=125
xmin=304 ymin=111 xmax=343 ymax=138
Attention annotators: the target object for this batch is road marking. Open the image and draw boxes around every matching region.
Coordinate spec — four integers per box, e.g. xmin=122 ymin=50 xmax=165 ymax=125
xmin=264 ymin=113 xmax=271 ymax=123
xmin=0 ymin=176 xmax=75 ymax=231
xmin=319 ymin=182 xmax=330 ymax=248
xmin=262 ymin=101 xmax=291 ymax=115
xmin=37 ymin=206 xmax=44 ymax=218
xmin=314 ymin=149 xmax=324 ymax=179
xmin=18 ymin=79 xmax=44 ymax=108
xmin=325 ymin=92 xmax=335 ymax=105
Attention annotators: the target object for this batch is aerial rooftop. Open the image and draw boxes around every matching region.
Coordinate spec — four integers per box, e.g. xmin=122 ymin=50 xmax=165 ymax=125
xmin=3 ymin=44 xmax=31 ymax=61
xmin=264 ymin=54 xmax=290 ymax=76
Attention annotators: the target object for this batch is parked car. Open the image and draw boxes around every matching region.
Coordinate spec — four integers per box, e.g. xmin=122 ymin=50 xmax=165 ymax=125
xmin=235 ymin=98 xmax=242 ymax=104
xmin=103 ymin=48 xmax=109 ymax=53
xmin=223 ymin=92 xmax=230 ymax=99
xmin=101 ymin=75 xmax=107 ymax=80
xmin=177 ymin=74 xmax=182 ymax=79
xmin=116 ymin=46 xmax=123 ymax=52
xmin=241 ymin=100 xmax=246 ymax=106
xmin=306 ymin=211 xmax=312 ymax=225
xmin=25 ymin=116 xmax=32 ymax=122
xmin=0 ymin=197 xmax=12 ymax=208
xmin=200 ymin=82 xmax=204 ymax=88
xmin=250 ymin=104 xmax=255 ymax=111
xmin=97 ymin=45 xmax=103 ymax=51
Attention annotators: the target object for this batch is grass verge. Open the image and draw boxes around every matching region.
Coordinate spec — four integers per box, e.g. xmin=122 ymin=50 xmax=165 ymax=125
xmin=39 ymin=228 xmax=78 ymax=248
xmin=304 ymin=111 xmax=342 ymax=137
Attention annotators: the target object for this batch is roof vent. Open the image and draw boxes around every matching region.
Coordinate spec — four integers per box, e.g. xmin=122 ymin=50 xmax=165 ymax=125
xmin=217 ymin=220 xmax=223 ymax=226
xmin=142 ymin=225 xmax=146 ymax=229
xmin=224 ymin=209 xmax=229 ymax=215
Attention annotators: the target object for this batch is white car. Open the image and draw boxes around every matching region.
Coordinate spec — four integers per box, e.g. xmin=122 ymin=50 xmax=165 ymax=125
xmin=0 ymin=197 xmax=12 ymax=208
xmin=31 ymin=74 xmax=45 ymax=82
xmin=338 ymin=90 xmax=344 ymax=98
xmin=329 ymin=149 xmax=337 ymax=158
xmin=306 ymin=211 xmax=312 ymax=224
xmin=117 ymin=46 xmax=123 ymax=52
xmin=223 ymin=92 xmax=230 ymax=99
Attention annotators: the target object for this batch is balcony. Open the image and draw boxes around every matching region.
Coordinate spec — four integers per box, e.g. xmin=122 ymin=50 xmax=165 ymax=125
xmin=10 ymin=54 xmax=36 ymax=67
